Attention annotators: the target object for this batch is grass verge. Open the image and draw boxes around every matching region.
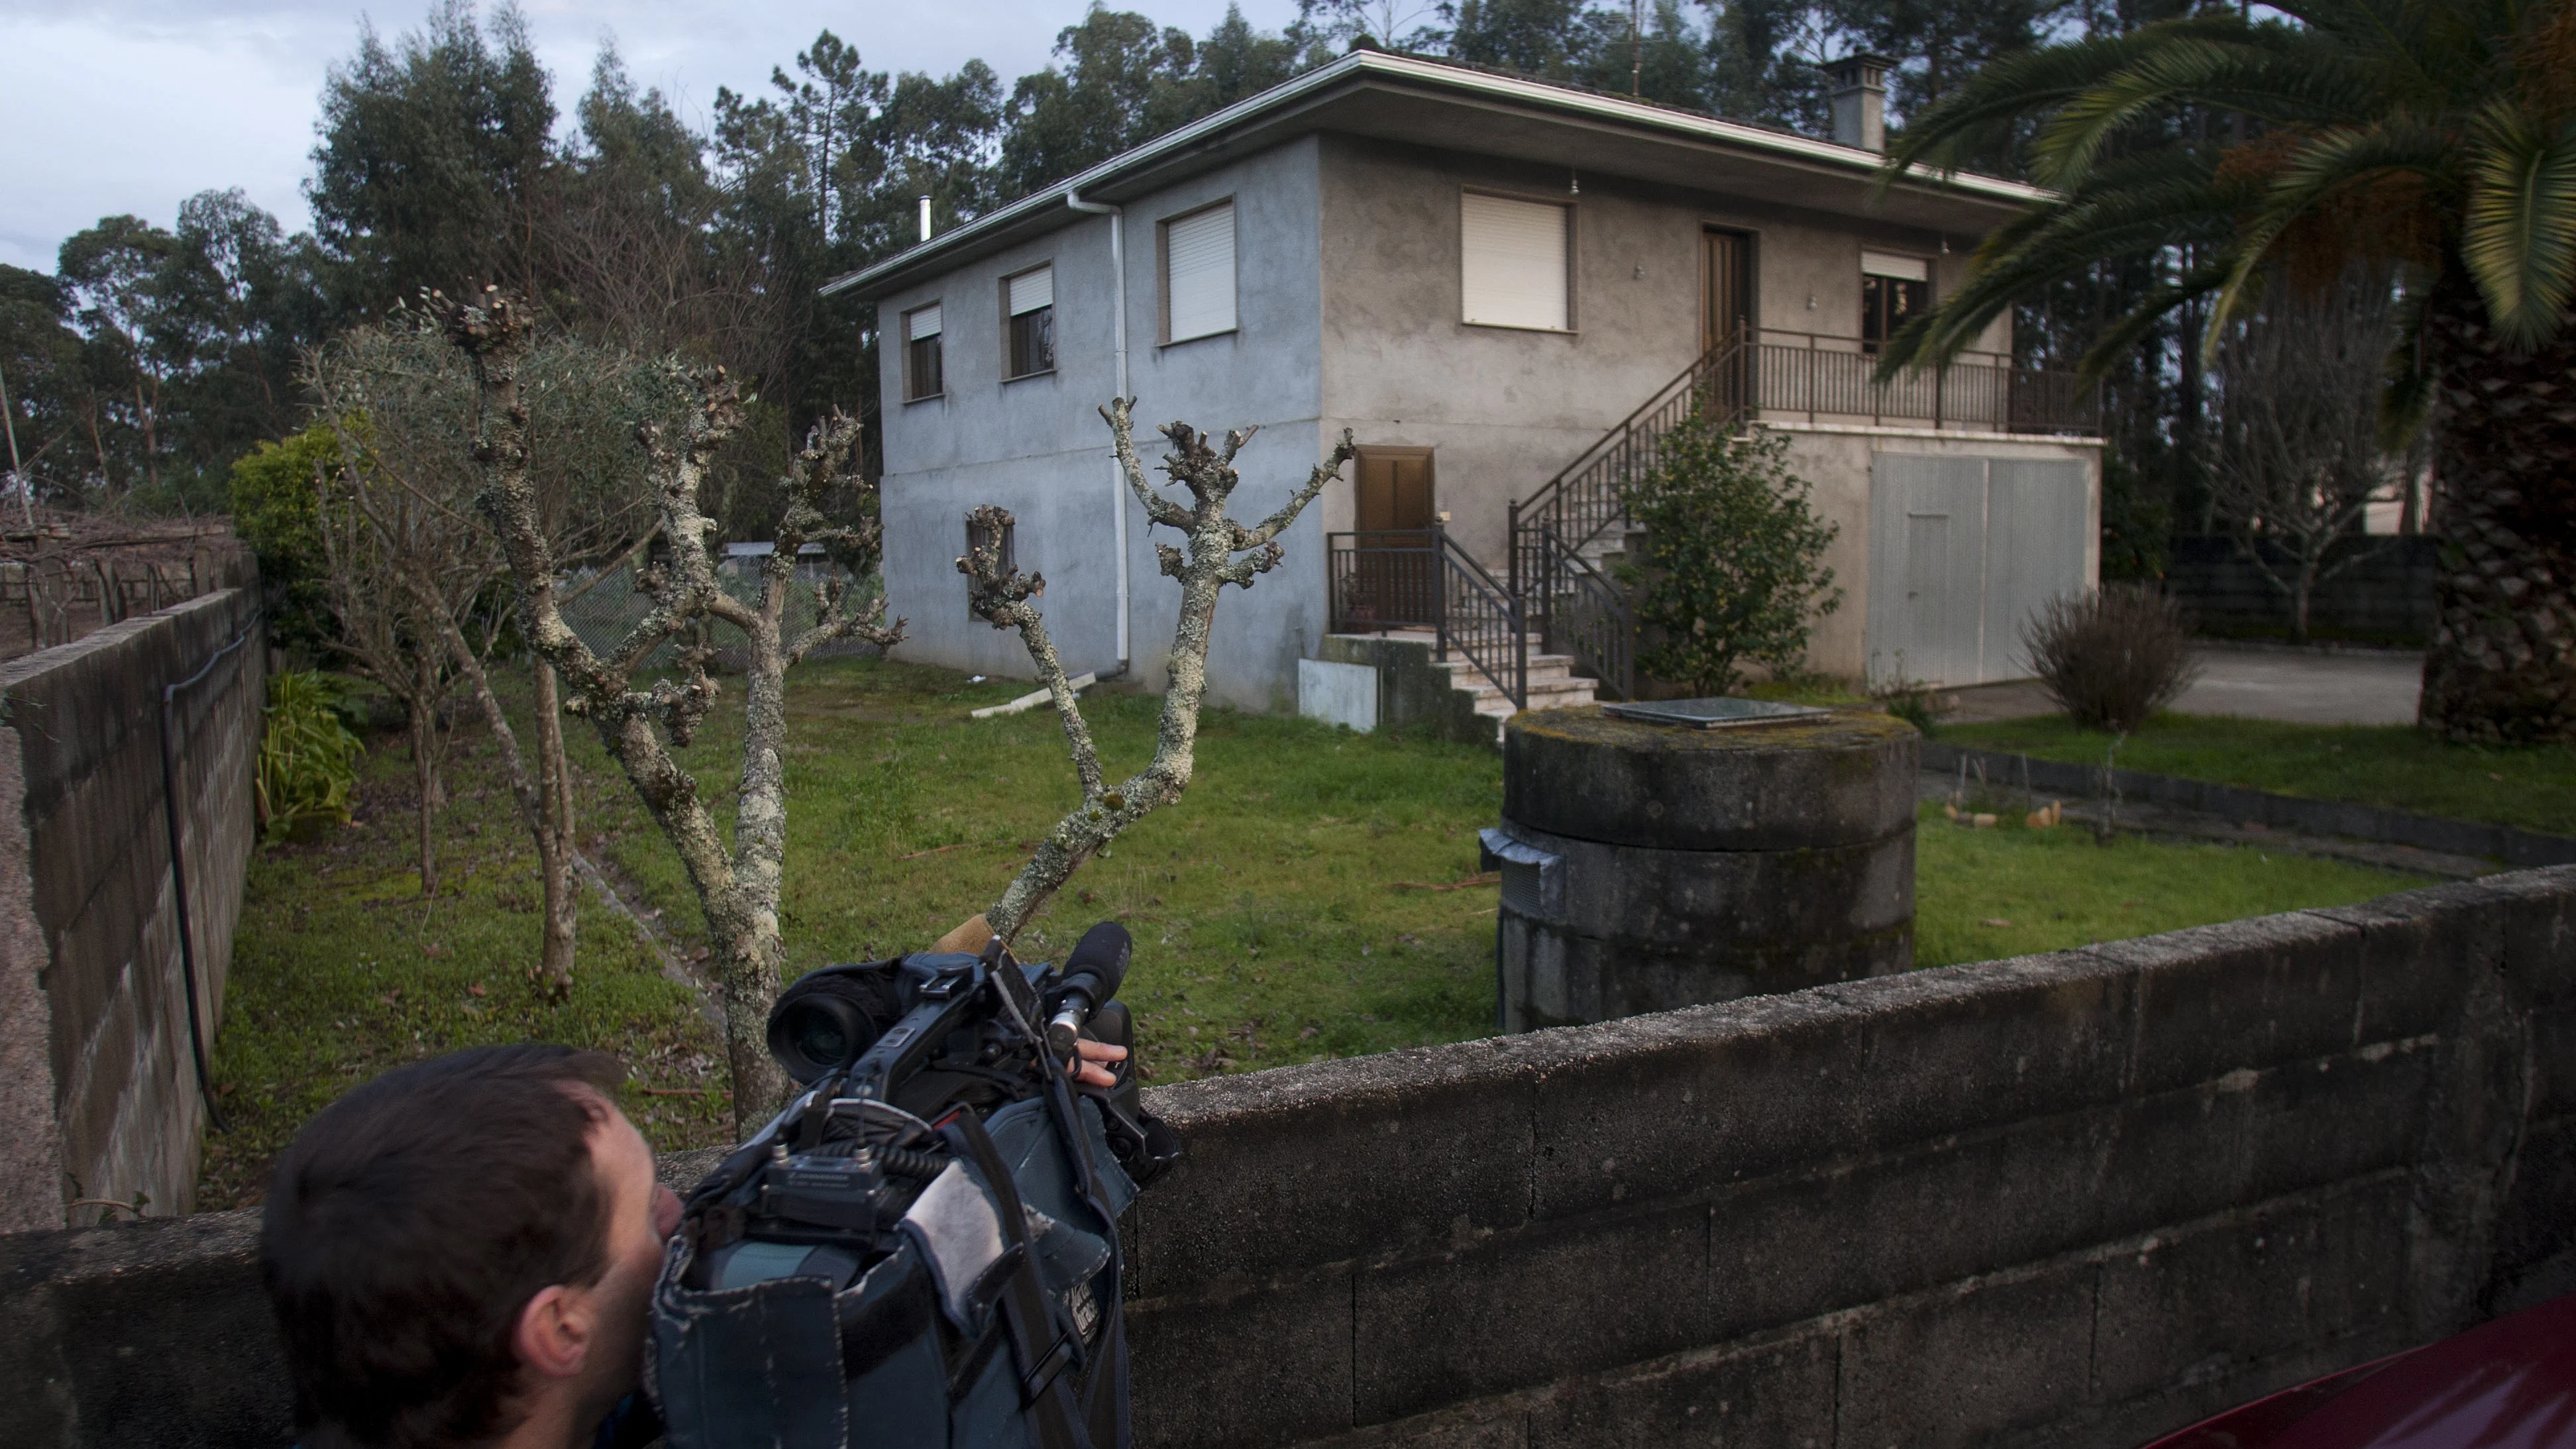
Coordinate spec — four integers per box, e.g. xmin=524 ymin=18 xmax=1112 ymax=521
xmin=1939 ymin=713 xmax=2576 ymax=836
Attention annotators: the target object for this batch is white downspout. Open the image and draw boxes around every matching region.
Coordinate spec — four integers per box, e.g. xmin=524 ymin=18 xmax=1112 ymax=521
xmin=1066 ymin=188 xmax=1130 ymax=676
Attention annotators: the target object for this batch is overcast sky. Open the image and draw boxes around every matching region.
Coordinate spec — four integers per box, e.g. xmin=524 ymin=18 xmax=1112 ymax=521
xmin=0 ymin=0 xmax=1304 ymax=274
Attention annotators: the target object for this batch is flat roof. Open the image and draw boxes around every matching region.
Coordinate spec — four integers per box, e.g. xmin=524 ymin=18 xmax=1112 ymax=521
xmin=823 ymin=50 xmax=2048 ymax=303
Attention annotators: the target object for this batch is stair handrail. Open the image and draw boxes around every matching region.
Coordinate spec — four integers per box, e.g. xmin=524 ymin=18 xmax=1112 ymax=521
xmin=1432 ymin=525 xmax=1525 ymax=711
xmin=1523 ymin=519 xmax=1635 ymax=700
xmin=1507 ymin=327 xmax=1753 ymax=589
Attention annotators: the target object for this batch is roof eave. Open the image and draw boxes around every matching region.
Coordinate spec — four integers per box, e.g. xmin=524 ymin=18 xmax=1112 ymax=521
xmin=819 ymin=51 xmax=2049 ymax=303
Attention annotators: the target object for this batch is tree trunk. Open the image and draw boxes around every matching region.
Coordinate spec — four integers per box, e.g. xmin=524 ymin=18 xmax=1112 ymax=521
xmin=532 ymin=660 xmax=576 ymax=991
xmin=409 ymin=694 xmax=439 ymax=897
xmin=2418 ymin=287 xmax=2576 ymax=743
xmin=2292 ymin=549 xmax=2316 ymax=645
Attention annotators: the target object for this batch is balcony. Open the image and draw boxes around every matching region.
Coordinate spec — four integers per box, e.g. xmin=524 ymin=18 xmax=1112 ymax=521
xmin=1740 ymin=328 xmax=2100 ymax=437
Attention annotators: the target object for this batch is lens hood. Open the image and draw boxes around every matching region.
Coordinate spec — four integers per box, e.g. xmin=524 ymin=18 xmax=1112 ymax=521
xmin=767 ymin=961 xmax=910 ymax=1083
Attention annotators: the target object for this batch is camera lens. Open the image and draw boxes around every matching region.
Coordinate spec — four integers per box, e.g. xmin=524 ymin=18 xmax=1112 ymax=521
xmin=768 ymin=995 xmax=876 ymax=1083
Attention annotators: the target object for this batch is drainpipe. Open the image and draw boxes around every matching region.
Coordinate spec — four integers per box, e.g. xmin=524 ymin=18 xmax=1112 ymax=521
xmin=1066 ymin=187 xmax=1131 ymax=676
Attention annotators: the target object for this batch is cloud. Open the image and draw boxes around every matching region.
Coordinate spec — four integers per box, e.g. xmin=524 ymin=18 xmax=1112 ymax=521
xmin=0 ymin=0 xmax=1299 ymax=273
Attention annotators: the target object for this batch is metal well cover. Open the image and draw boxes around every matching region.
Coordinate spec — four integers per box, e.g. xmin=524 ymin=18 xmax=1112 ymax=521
xmin=1601 ymin=697 xmax=1832 ymax=729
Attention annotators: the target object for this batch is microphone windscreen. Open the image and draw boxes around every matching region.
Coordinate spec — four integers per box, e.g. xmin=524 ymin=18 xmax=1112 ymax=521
xmin=1063 ymin=921 xmax=1133 ymax=998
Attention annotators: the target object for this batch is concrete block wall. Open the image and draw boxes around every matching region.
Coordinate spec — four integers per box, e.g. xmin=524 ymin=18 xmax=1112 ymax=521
xmin=2162 ymin=535 xmax=2440 ymax=644
xmin=0 ymin=589 xmax=263 ymax=1229
xmin=0 ymin=865 xmax=2570 ymax=1447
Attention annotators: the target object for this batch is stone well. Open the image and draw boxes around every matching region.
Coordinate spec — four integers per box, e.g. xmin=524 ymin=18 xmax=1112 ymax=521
xmin=1485 ymin=704 xmax=1918 ymax=1031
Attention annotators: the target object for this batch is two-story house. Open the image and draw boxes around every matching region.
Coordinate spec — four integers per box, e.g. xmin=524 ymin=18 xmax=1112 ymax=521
xmin=826 ymin=49 xmax=2101 ymax=718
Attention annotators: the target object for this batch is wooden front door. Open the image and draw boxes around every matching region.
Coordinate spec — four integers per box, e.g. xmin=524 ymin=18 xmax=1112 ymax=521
xmin=1347 ymin=447 xmax=1437 ymax=627
xmin=1354 ymin=447 xmax=1435 ymax=532
xmin=1702 ymin=229 xmax=1752 ymax=412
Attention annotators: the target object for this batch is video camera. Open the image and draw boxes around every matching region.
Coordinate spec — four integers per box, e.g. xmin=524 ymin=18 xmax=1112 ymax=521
xmin=649 ymin=922 xmax=1177 ymax=1449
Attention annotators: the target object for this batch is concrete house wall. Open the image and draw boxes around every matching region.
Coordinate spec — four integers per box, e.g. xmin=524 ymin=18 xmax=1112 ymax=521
xmin=878 ymin=140 xmax=1330 ymax=712
xmin=871 ymin=56 xmax=2102 ymax=703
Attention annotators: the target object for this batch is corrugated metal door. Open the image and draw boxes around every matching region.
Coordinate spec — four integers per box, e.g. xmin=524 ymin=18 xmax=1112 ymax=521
xmin=1868 ymin=455 xmax=1987 ymax=686
xmin=1981 ymin=460 xmax=2089 ymax=676
xmin=1869 ymin=455 xmax=2090 ymax=687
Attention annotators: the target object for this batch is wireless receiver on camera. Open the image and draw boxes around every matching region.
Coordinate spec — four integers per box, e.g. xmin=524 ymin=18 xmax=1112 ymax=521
xmin=1047 ymin=921 xmax=1132 ymax=1058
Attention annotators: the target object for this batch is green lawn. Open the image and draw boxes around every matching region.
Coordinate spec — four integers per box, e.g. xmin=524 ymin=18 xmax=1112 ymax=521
xmin=198 ymin=659 xmax=2442 ymax=1210
xmin=1940 ymin=713 xmax=2576 ymax=836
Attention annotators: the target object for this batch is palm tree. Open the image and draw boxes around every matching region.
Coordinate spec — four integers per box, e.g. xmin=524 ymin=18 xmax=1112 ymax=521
xmin=1877 ymin=0 xmax=2576 ymax=744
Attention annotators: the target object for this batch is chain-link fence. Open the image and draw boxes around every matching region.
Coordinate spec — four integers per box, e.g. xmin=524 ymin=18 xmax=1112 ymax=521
xmin=557 ymin=547 xmax=885 ymax=671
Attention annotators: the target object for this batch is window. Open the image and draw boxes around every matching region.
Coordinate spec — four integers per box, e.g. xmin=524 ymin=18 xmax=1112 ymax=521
xmin=1461 ymin=192 xmax=1571 ymax=331
xmin=1006 ymin=266 xmax=1054 ymax=378
xmin=903 ymin=302 xmax=943 ymax=400
xmin=1162 ymin=201 xmax=1237 ymax=343
xmin=1861 ymin=251 xmax=1929 ymax=354
xmin=964 ymin=515 xmax=1015 ymax=618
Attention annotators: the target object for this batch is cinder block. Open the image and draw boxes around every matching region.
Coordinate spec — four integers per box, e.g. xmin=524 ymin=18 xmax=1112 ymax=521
xmin=2493 ymin=867 xmax=2576 ymax=1008
xmin=1525 ymin=1330 xmax=1839 ymax=1449
xmin=1841 ymin=951 xmax=2135 ymax=1157
xmin=2091 ymin=1179 xmax=2407 ymax=1404
xmin=2098 ymin=912 xmax=2365 ymax=1095
xmin=1353 ymin=1203 xmax=1709 ymax=1425
xmin=1134 ymin=1043 xmax=1541 ymax=1293
xmin=2514 ymin=1005 xmax=2576 ymax=1118
xmin=2489 ymin=1115 xmax=2576 ymax=1301
xmin=1527 ymin=989 xmax=1868 ymax=1222
xmin=2311 ymin=884 xmax=2500 ymax=1045
xmin=1130 ymin=1265 xmax=1356 ymax=1449
xmin=1836 ymin=1268 xmax=2097 ymax=1449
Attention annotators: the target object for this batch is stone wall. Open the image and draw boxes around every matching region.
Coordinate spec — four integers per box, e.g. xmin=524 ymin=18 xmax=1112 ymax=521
xmin=0 ymin=589 xmax=264 ymax=1230
xmin=1 ymin=865 xmax=2571 ymax=1448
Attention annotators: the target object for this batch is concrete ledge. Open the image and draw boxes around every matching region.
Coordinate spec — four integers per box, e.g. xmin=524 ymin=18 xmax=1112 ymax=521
xmin=4 ymin=867 xmax=2573 ymax=1448
xmin=1923 ymin=740 xmax=2576 ymax=869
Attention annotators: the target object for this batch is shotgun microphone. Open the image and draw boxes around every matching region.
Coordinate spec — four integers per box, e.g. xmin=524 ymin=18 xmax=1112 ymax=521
xmin=1047 ymin=921 xmax=1132 ymax=1057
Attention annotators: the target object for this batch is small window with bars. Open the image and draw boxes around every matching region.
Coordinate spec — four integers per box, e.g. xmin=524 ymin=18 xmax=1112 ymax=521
xmin=1861 ymin=252 xmax=1929 ymax=355
xmin=903 ymin=302 xmax=943 ymax=400
xmin=1161 ymin=199 xmax=1237 ymax=343
xmin=1005 ymin=266 xmax=1054 ymax=379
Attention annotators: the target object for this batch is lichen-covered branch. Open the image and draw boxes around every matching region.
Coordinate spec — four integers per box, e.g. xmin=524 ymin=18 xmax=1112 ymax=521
xmin=964 ymin=399 xmax=1355 ymax=940
xmin=446 ymin=286 xmax=904 ymax=1126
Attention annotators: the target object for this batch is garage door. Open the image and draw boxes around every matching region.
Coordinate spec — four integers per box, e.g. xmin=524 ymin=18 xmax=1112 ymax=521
xmin=1866 ymin=455 xmax=2090 ymax=688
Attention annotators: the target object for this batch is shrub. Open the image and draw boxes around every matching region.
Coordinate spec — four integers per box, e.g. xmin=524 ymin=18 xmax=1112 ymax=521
xmin=228 ymin=425 xmax=351 ymax=658
xmin=1621 ymin=416 xmax=1841 ymax=696
xmin=257 ymin=672 xmax=364 ymax=840
xmin=2022 ymin=586 xmax=2200 ymax=733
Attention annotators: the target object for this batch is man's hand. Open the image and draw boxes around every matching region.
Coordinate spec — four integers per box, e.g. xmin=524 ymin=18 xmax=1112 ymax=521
xmin=1069 ymin=1038 xmax=1126 ymax=1090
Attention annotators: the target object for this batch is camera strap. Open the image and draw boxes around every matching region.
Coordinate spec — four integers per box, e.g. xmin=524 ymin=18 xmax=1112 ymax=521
xmin=939 ymin=1108 xmax=1093 ymax=1449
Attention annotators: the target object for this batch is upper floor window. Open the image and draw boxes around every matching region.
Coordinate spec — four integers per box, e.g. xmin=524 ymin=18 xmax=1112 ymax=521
xmin=1006 ymin=265 xmax=1055 ymax=379
xmin=1162 ymin=199 xmax=1237 ymax=343
xmin=903 ymin=302 xmax=943 ymax=400
xmin=1461 ymin=192 xmax=1571 ymax=332
xmin=1861 ymin=251 xmax=1929 ymax=354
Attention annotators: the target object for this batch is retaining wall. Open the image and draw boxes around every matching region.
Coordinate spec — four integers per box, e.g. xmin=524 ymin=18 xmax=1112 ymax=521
xmin=0 ymin=589 xmax=264 ymax=1231
xmin=3 ymin=865 xmax=2572 ymax=1448
xmin=2163 ymin=535 xmax=2439 ymax=644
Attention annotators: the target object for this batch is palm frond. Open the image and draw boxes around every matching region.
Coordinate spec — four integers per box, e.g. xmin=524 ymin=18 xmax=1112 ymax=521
xmin=2031 ymin=31 xmax=2390 ymax=189
xmin=2463 ymin=101 xmax=2576 ymax=350
xmin=2074 ymin=262 xmax=2233 ymax=378
xmin=2206 ymin=119 xmax=2458 ymax=350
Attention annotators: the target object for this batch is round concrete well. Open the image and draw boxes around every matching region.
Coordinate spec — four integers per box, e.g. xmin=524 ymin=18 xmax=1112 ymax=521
xmin=1487 ymin=704 xmax=1918 ymax=1031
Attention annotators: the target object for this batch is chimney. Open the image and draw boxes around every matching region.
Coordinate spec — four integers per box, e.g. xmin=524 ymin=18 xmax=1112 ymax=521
xmin=1827 ymin=53 xmax=1893 ymax=153
xmin=918 ymin=195 xmax=934 ymax=243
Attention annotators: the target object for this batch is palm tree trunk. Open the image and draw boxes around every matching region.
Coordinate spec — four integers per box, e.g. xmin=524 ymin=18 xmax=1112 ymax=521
xmin=2418 ymin=288 xmax=2576 ymax=743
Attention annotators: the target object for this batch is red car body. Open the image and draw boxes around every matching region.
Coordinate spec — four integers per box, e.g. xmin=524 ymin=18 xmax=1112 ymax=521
xmin=2141 ymin=1293 xmax=2576 ymax=1448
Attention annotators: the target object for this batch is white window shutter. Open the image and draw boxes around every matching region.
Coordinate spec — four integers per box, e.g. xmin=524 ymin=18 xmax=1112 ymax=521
xmin=1165 ymin=203 xmax=1236 ymax=342
xmin=908 ymin=303 xmax=942 ymax=340
xmin=1862 ymin=251 xmax=1929 ymax=282
xmin=1461 ymin=193 xmax=1569 ymax=331
xmin=1008 ymin=267 xmax=1053 ymax=316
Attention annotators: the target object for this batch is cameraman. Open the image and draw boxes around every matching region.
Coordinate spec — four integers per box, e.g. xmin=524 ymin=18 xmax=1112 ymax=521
xmin=261 ymin=1034 xmax=1128 ymax=1449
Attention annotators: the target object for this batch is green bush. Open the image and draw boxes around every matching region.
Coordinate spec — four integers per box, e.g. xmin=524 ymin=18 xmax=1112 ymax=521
xmin=1621 ymin=415 xmax=1842 ymax=696
xmin=257 ymin=672 xmax=364 ymax=840
xmin=228 ymin=424 xmax=351 ymax=658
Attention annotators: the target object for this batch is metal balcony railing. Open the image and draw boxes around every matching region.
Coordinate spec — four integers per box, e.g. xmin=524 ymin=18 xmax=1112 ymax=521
xmin=1326 ymin=526 xmax=1526 ymax=710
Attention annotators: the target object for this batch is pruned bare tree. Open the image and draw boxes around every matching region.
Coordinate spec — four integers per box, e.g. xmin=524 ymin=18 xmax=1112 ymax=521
xmin=956 ymin=400 xmax=1355 ymax=944
xmin=309 ymin=309 xmax=664 ymax=987
xmin=2202 ymin=268 xmax=2399 ymax=643
xmin=447 ymin=287 xmax=902 ymax=1124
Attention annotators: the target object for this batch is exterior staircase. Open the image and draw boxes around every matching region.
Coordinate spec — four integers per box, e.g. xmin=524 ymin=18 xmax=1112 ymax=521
xmin=1373 ymin=627 xmax=1597 ymax=724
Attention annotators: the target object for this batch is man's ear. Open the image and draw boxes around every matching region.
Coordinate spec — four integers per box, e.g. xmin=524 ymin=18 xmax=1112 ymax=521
xmin=513 ymin=1283 xmax=594 ymax=1381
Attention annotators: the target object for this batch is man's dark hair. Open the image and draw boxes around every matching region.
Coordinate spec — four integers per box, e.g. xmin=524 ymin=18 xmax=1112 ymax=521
xmin=261 ymin=1044 xmax=627 ymax=1449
